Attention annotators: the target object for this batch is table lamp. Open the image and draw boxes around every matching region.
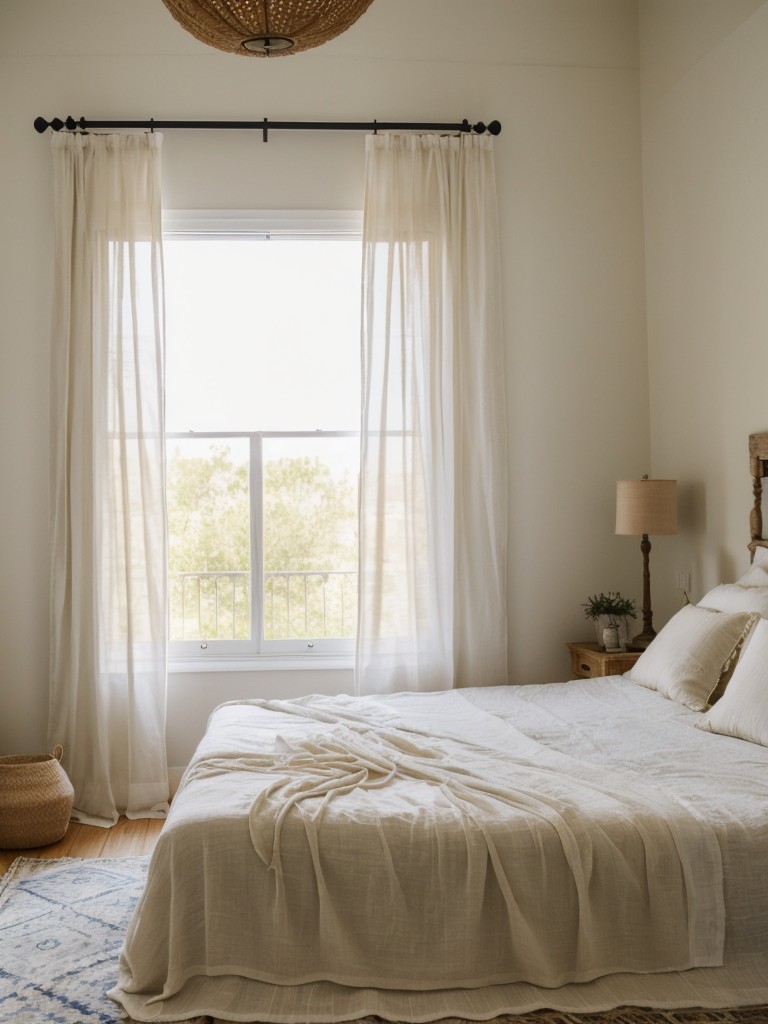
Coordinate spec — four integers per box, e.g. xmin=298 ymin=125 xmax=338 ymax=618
xmin=615 ymin=476 xmax=677 ymax=648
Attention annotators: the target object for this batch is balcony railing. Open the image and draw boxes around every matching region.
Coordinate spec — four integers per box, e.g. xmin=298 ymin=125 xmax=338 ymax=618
xmin=170 ymin=569 xmax=358 ymax=641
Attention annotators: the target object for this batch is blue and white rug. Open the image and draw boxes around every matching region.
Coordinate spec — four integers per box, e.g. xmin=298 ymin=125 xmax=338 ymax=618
xmin=0 ymin=855 xmax=150 ymax=1023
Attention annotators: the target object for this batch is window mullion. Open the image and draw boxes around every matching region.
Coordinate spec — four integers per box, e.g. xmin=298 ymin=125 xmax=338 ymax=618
xmin=250 ymin=433 xmax=264 ymax=653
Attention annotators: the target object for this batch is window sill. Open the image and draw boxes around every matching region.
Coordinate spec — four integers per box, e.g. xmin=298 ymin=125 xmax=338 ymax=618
xmin=168 ymin=654 xmax=355 ymax=674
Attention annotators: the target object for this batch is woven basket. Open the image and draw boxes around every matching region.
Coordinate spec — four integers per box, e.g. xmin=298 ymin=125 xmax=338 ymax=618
xmin=162 ymin=0 xmax=376 ymax=57
xmin=0 ymin=746 xmax=75 ymax=849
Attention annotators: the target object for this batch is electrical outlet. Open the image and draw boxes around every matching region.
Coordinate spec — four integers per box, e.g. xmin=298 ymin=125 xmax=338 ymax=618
xmin=676 ymin=571 xmax=691 ymax=591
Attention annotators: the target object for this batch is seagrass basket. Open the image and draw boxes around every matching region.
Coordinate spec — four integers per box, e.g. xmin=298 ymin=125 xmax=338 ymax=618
xmin=0 ymin=745 xmax=74 ymax=849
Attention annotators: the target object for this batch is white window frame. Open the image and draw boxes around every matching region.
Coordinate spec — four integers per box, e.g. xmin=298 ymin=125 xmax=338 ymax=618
xmin=164 ymin=211 xmax=362 ymax=672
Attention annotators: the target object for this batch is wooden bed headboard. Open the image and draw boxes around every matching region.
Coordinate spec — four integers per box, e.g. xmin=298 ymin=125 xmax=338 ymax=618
xmin=749 ymin=432 xmax=768 ymax=557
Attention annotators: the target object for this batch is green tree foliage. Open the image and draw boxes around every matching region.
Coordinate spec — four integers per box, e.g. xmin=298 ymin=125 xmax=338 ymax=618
xmin=167 ymin=443 xmax=357 ymax=641
xmin=167 ymin=444 xmax=250 ymax=573
xmin=263 ymin=455 xmax=357 ymax=573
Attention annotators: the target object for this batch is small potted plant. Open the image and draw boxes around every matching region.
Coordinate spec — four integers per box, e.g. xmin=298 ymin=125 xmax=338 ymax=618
xmin=582 ymin=591 xmax=637 ymax=650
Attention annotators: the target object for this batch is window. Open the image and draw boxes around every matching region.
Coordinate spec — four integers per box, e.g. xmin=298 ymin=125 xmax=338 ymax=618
xmin=164 ymin=212 xmax=362 ymax=663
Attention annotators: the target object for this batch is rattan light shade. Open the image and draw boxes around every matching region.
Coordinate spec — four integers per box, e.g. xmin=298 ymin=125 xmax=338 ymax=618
xmin=161 ymin=0 xmax=376 ymax=56
xmin=615 ymin=479 xmax=678 ymax=537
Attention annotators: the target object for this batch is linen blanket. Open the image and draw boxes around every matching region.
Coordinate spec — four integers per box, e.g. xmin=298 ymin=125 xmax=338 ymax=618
xmin=115 ymin=686 xmax=725 ymax=1018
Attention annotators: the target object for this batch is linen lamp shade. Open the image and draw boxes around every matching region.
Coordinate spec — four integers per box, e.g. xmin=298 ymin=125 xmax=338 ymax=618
xmin=616 ymin=479 xmax=677 ymax=537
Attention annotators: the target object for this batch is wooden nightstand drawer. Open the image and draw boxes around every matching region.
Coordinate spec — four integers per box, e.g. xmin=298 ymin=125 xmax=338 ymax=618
xmin=567 ymin=642 xmax=642 ymax=679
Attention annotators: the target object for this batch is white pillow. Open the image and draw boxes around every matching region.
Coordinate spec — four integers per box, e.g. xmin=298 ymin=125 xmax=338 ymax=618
xmin=735 ymin=545 xmax=768 ymax=587
xmin=735 ymin=564 xmax=768 ymax=587
xmin=699 ymin=583 xmax=768 ymax=619
xmin=625 ymin=604 xmax=757 ymax=711
xmin=697 ymin=617 xmax=768 ymax=746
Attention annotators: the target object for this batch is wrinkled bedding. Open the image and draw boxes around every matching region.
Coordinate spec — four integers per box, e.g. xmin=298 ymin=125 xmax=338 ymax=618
xmin=111 ymin=679 xmax=768 ymax=1023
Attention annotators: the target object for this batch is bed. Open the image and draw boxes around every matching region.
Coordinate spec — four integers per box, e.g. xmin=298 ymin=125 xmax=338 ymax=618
xmin=111 ymin=438 xmax=768 ymax=1024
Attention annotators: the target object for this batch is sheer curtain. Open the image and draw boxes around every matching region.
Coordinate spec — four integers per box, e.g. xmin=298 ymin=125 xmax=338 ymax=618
xmin=48 ymin=133 xmax=169 ymax=826
xmin=356 ymin=133 xmax=508 ymax=695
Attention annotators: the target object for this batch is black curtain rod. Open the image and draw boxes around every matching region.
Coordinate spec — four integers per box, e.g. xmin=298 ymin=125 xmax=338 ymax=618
xmin=34 ymin=115 xmax=501 ymax=141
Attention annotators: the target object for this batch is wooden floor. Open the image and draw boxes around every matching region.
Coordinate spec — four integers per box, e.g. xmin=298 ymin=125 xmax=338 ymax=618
xmin=0 ymin=816 xmax=164 ymax=874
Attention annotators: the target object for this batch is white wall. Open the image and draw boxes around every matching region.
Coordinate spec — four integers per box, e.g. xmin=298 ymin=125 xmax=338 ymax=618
xmin=0 ymin=0 xmax=648 ymax=767
xmin=639 ymin=0 xmax=768 ymax=624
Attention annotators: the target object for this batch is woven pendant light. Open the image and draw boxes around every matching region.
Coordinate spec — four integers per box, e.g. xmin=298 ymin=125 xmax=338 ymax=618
xmin=161 ymin=0 xmax=376 ymax=57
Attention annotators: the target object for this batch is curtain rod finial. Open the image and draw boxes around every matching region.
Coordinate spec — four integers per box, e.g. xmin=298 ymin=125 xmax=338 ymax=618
xmin=471 ymin=120 xmax=502 ymax=136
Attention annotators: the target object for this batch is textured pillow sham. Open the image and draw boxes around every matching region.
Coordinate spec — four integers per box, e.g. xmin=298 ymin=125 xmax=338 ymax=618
xmin=697 ymin=617 xmax=768 ymax=746
xmin=625 ymin=604 xmax=757 ymax=711
xmin=696 ymin=584 xmax=768 ymax=703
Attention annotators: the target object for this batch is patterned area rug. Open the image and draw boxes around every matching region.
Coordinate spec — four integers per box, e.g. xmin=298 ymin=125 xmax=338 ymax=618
xmin=0 ymin=854 xmax=150 ymax=1022
xmin=0 ymin=855 xmax=767 ymax=1024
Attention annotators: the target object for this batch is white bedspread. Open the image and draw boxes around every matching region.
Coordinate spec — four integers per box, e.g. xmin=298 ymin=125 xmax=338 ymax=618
xmin=111 ymin=680 xmax=768 ymax=1023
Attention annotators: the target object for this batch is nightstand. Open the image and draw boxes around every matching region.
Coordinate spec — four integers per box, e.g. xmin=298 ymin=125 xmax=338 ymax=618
xmin=567 ymin=641 xmax=642 ymax=680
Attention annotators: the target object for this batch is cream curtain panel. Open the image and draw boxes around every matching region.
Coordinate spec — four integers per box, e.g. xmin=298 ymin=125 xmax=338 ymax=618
xmin=356 ymin=133 xmax=508 ymax=695
xmin=48 ymin=133 xmax=169 ymax=826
